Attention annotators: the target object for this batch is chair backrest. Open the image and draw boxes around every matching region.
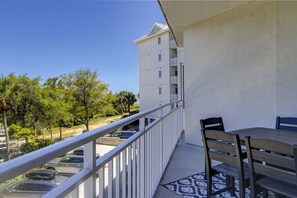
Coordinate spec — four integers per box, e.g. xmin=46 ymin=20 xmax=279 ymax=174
xmin=200 ymin=117 xmax=225 ymax=132
xmin=201 ymin=130 xmax=244 ymax=175
xmin=276 ymin=117 xmax=297 ymax=132
xmin=245 ymin=137 xmax=297 ymax=185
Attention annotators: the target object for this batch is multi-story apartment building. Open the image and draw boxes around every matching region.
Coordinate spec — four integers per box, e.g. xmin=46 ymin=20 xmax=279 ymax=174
xmin=135 ymin=23 xmax=184 ymax=119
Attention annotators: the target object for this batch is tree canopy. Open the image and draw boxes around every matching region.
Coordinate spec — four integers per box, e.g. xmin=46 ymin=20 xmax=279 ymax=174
xmin=0 ymin=68 xmax=137 ymax=158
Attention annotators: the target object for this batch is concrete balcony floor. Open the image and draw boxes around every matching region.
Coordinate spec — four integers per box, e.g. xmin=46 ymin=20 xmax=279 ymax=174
xmin=154 ymin=143 xmax=205 ymax=198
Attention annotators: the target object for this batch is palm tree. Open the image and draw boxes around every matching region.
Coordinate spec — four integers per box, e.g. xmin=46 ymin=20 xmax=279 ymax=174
xmin=125 ymin=92 xmax=136 ymax=115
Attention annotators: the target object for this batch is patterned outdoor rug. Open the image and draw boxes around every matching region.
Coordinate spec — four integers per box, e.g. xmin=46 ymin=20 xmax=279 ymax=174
xmin=163 ymin=172 xmax=275 ymax=198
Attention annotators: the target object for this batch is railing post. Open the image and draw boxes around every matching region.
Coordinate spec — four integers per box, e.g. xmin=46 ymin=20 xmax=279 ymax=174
xmin=83 ymin=140 xmax=96 ymax=198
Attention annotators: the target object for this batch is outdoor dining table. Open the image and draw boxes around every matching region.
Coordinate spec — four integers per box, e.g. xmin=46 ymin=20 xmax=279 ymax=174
xmin=228 ymin=127 xmax=297 ymax=145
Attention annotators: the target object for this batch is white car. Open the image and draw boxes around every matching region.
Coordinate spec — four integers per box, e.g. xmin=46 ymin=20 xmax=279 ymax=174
xmin=0 ymin=170 xmax=68 ymax=198
xmin=45 ymin=155 xmax=84 ymax=174
xmin=45 ymin=154 xmax=99 ymax=174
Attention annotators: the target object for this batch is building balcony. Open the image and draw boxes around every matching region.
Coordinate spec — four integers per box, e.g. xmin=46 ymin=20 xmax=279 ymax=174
xmin=170 ymin=76 xmax=178 ymax=84
xmin=170 ymin=93 xmax=178 ymax=101
xmin=0 ymin=101 xmax=185 ymax=198
xmin=170 ymin=57 xmax=177 ymax=66
xmin=170 ymin=39 xmax=177 ymax=49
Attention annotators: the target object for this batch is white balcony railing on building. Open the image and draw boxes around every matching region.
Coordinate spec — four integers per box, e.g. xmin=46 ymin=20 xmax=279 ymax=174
xmin=169 ymin=40 xmax=177 ymax=49
xmin=171 ymin=94 xmax=178 ymax=102
xmin=0 ymin=100 xmax=184 ymax=198
xmin=170 ymin=76 xmax=178 ymax=84
xmin=170 ymin=57 xmax=177 ymax=66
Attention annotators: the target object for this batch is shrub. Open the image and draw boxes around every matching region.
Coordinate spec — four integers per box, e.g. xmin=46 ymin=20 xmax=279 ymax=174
xmin=20 ymin=139 xmax=53 ymax=154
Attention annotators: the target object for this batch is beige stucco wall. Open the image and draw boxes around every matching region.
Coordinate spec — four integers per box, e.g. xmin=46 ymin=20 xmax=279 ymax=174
xmin=276 ymin=2 xmax=297 ymax=116
xmin=184 ymin=1 xmax=297 ymax=145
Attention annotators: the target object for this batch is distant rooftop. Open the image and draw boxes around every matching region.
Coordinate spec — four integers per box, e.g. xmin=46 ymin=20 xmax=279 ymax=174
xmin=135 ymin=22 xmax=169 ymax=43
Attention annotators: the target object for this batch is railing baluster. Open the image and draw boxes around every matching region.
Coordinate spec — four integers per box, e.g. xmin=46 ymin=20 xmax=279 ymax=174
xmin=84 ymin=141 xmax=96 ymax=198
xmin=140 ymin=135 xmax=145 ymax=198
xmin=108 ymin=160 xmax=113 ymax=198
xmin=115 ymin=155 xmax=120 ymax=198
xmin=148 ymin=129 xmax=153 ymax=197
xmin=136 ymin=138 xmax=141 ymax=198
xmin=127 ymin=146 xmax=132 ymax=198
xmin=132 ymin=142 xmax=136 ymax=198
xmin=99 ymin=167 xmax=105 ymax=198
xmin=121 ymin=149 xmax=127 ymax=198
xmin=146 ymin=132 xmax=149 ymax=198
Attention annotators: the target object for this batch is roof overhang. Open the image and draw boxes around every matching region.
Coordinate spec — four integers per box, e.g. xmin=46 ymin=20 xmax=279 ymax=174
xmin=158 ymin=0 xmax=252 ymax=46
xmin=135 ymin=28 xmax=169 ymax=44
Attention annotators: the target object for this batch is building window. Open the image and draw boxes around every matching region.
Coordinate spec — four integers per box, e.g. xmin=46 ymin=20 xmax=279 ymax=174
xmin=159 ymin=87 xmax=162 ymax=95
xmin=159 ymin=70 xmax=162 ymax=78
xmin=158 ymin=37 xmax=161 ymax=45
xmin=158 ymin=54 xmax=161 ymax=61
xmin=175 ymin=87 xmax=178 ymax=94
xmin=175 ymin=70 xmax=178 ymax=76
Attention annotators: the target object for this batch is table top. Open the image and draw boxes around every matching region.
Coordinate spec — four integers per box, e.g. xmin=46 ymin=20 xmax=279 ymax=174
xmin=228 ymin=127 xmax=297 ymax=145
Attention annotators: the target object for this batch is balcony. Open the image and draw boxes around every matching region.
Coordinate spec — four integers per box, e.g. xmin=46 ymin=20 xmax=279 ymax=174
xmin=170 ymin=94 xmax=178 ymax=102
xmin=170 ymin=57 xmax=177 ymax=66
xmin=154 ymin=144 xmax=204 ymax=198
xmin=0 ymin=101 xmax=184 ymax=198
xmin=170 ymin=76 xmax=178 ymax=84
xmin=169 ymin=39 xmax=177 ymax=49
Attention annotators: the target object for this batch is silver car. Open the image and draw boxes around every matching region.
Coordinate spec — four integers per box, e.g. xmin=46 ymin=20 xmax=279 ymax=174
xmin=45 ymin=155 xmax=84 ymax=174
xmin=0 ymin=170 xmax=68 ymax=198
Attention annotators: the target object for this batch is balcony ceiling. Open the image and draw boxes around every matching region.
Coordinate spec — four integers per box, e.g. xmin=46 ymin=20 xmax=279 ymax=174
xmin=158 ymin=0 xmax=252 ymax=46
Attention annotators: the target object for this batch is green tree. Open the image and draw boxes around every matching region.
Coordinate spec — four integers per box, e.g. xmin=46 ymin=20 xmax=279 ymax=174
xmin=101 ymin=91 xmax=118 ymax=116
xmin=20 ymin=139 xmax=52 ymax=154
xmin=125 ymin=92 xmax=137 ymax=114
xmin=62 ymin=69 xmax=109 ymax=130
xmin=8 ymin=75 xmax=43 ymax=128
xmin=41 ymin=77 xmax=72 ymax=140
xmin=115 ymin=91 xmax=137 ymax=114
xmin=9 ymin=124 xmax=33 ymax=143
xmin=0 ymin=74 xmax=17 ymax=159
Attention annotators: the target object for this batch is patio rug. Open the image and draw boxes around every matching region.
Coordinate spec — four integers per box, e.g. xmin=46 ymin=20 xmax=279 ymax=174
xmin=163 ymin=172 xmax=275 ymax=198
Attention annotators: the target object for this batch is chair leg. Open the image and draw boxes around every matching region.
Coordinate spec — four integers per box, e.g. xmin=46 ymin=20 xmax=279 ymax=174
xmin=230 ymin=176 xmax=235 ymax=197
xmin=262 ymin=189 xmax=268 ymax=198
xmin=207 ymin=173 xmax=212 ymax=198
xmin=226 ymin=175 xmax=230 ymax=187
xmin=239 ymin=178 xmax=245 ymax=198
xmin=204 ymin=163 xmax=207 ymax=180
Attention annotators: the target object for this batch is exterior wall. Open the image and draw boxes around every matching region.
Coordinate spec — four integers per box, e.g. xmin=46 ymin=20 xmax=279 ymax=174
xmin=138 ymin=32 xmax=171 ymax=114
xmin=183 ymin=1 xmax=297 ymax=145
xmin=276 ymin=2 xmax=297 ymax=116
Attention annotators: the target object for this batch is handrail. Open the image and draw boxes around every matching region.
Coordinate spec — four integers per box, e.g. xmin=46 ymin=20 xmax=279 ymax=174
xmin=44 ymin=103 xmax=184 ymax=197
xmin=0 ymin=100 xmax=183 ymax=184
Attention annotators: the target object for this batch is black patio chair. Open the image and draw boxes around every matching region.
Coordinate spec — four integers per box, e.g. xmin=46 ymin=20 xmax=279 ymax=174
xmin=200 ymin=117 xmax=225 ymax=132
xmin=276 ymin=117 xmax=297 ymax=132
xmin=245 ymin=136 xmax=297 ymax=198
xmin=200 ymin=117 xmax=225 ymax=179
xmin=201 ymin=130 xmax=249 ymax=198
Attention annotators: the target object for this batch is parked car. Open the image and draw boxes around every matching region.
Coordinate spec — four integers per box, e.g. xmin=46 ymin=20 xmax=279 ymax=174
xmin=72 ymin=147 xmax=100 ymax=157
xmin=72 ymin=147 xmax=84 ymax=155
xmin=45 ymin=154 xmax=99 ymax=174
xmin=111 ymin=131 xmax=137 ymax=139
xmin=0 ymin=170 xmax=68 ymax=198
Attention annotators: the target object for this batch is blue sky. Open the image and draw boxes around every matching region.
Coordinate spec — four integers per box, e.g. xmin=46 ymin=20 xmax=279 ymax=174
xmin=0 ymin=0 xmax=166 ymax=94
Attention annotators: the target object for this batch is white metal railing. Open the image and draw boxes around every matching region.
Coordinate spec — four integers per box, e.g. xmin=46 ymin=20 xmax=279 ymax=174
xmin=0 ymin=100 xmax=184 ymax=198
xmin=170 ymin=57 xmax=177 ymax=66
